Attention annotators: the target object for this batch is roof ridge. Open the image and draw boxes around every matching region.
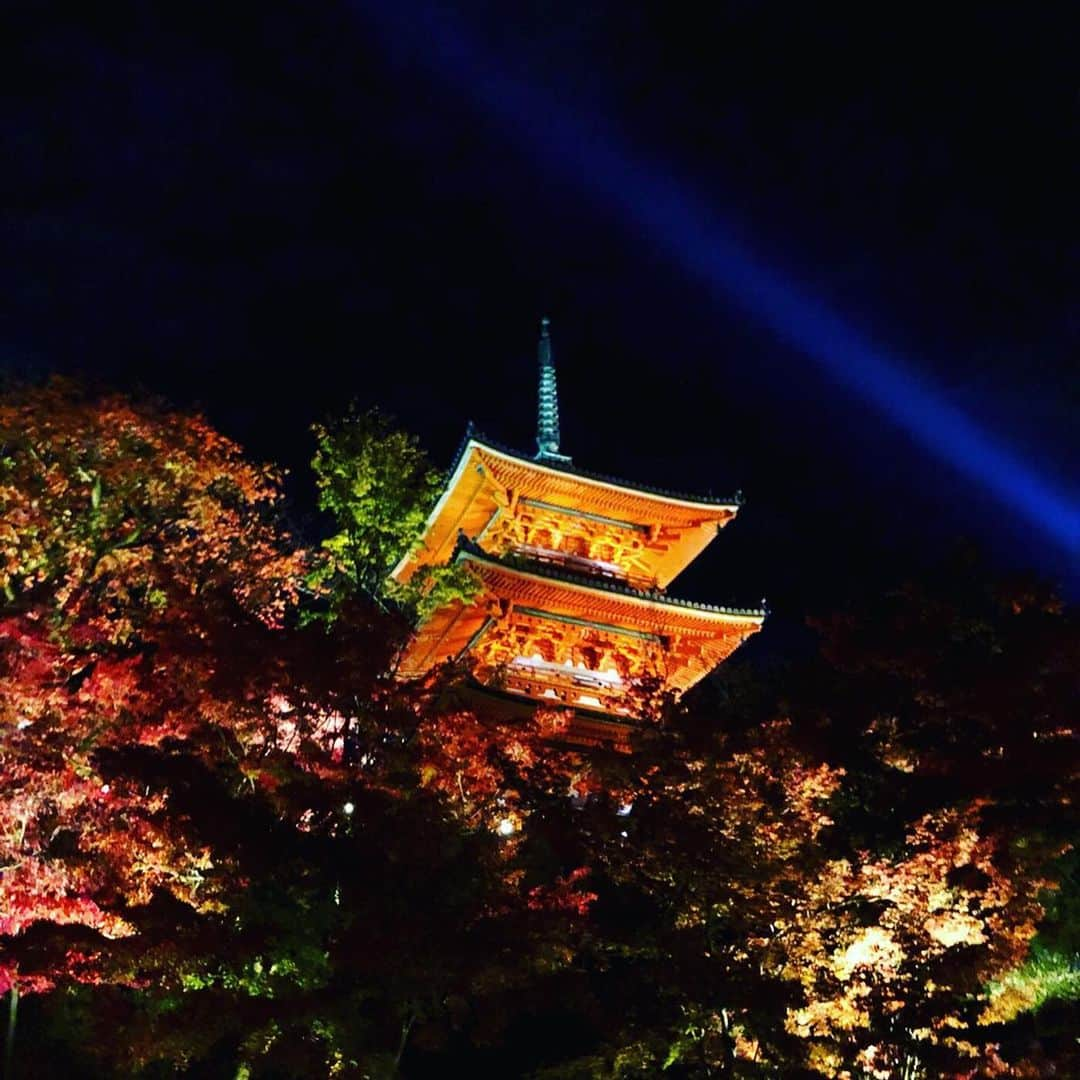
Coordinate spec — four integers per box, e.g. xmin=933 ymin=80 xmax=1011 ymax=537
xmin=453 ymin=427 xmax=744 ymax=508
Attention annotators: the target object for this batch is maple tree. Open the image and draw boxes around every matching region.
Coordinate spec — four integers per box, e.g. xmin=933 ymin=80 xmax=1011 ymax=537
xmin=0 ymin=379 xmax=316 ymax=1072
xmin=20 ymin=633 xmax=600 ymax=1077
xmin=544 ymin=562 xmax=1078 ymax=1079
xmin=799 ymin=568 xmax=1079 ymax=1078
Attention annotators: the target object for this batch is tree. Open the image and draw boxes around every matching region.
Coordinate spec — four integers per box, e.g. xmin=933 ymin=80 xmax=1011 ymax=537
xmin=0 ymin=380 xmax=309 ymax=1050
xmin=805 ymin=568 xmax=1079 ymax=1076
xmin=308 ymin=406 xmax=477 ymax=623
xmin=553 ymin=561 xmax=1077 ymax=1078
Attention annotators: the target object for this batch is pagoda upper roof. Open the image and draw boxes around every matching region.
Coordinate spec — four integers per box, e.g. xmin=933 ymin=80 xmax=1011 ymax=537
xmin=457 ymin=425 xmax=744 ymax=509
xmin=391 ymin=428 xmax=744 ymax=589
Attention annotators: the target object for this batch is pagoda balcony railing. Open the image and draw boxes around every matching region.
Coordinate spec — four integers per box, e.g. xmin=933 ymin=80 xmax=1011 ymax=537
xmin=496 ymin=657 xmax=635 ymax=714
xmin=502 ymin=677 xmax=627 ymax=714
xmin=510 ymin=655 xmax=624 ymax=691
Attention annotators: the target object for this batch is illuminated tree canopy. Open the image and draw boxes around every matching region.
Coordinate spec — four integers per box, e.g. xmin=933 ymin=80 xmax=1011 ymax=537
xmin=309 ymin=406 xmax=479 ymax=623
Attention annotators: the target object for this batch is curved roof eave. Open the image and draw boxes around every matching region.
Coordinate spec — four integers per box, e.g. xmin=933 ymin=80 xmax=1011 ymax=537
xmin=455 ymin=537 xmax=767 ymax=621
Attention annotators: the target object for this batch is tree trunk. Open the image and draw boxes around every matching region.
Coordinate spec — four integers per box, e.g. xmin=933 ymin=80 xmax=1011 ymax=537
xmin=393 ymin=1011 xmax=415 ymax=1073
xmin=4 ymin=984 xmax=17 ymax=1080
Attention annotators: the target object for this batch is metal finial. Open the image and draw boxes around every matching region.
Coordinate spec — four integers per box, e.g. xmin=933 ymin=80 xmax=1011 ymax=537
xmin=535 ymin=316 xmax=569 ymax=462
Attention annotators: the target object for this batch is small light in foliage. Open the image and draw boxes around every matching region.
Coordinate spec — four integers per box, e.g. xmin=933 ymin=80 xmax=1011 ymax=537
xmin=497 ymin=817 xmax=516 ymax=836
xmin=617 ymin=802 xmax=633 ymax=817
xmin=620 ymin=830 xmax=628 ymax=838
xmin=100 ymin=784 xmax=110 ymax=795
xmin=343 ymin=801 xmax=355 ymax=815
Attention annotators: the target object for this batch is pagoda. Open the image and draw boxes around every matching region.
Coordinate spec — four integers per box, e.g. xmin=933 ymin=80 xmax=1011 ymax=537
xmin=390 ymin=319 xmax=764 ymax=748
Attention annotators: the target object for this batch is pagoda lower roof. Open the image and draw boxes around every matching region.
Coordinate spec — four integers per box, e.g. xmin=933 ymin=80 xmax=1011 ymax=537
xmin=456 ymin=538 xmax=766 ymax=620
xmin=396 ymin=538 xmax=764 ymax=687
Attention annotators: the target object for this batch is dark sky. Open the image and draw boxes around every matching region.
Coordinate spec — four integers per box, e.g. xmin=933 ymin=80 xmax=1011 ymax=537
xmin=4 ymin=2 xmax=1078 ymax=629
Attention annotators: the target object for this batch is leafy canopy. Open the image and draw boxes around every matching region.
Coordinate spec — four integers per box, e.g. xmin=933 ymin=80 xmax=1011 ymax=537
xmin=0 ymin=379 xmax=308 ymax=996
xmin=309 ymin=406 xmax=477 ymax=621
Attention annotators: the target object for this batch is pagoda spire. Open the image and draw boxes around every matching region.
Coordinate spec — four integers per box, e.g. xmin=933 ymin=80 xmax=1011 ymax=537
xmin=536 ymin=316 xmax=570 ymax=462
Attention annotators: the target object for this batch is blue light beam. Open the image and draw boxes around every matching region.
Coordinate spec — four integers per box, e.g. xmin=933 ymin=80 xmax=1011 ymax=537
xmin=358 ymin=3 xmax=1080 ymax=561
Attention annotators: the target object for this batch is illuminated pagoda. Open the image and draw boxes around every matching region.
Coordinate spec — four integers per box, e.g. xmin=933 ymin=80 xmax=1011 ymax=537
xmin=391 ymin=318 xmax=765 ymax=748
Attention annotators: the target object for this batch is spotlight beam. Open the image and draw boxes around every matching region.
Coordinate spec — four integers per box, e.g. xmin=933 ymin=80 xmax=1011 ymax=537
xmin=358 ymin=3 xmax=1079 ymax=560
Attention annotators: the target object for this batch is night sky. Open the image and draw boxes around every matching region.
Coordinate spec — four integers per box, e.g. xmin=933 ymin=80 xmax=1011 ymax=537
xmin=5 ymin=3 xmax=1077 ymax=638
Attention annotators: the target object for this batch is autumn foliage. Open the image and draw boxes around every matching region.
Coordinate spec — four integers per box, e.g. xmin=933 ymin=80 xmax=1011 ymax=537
xmin=0 ymin=381 xmax=1075 ymax=1078
xmin=0 ymin=381 xmax=311 ymax=996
